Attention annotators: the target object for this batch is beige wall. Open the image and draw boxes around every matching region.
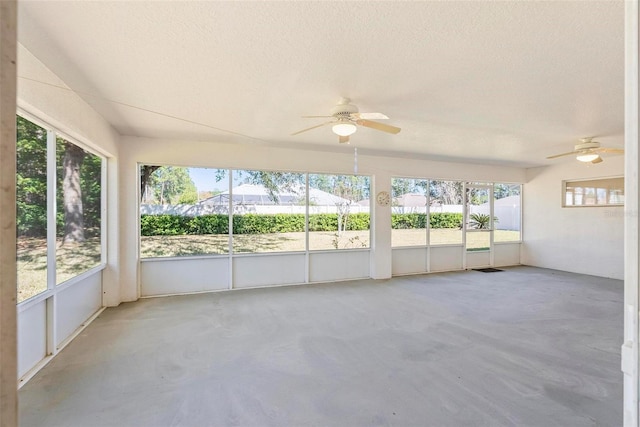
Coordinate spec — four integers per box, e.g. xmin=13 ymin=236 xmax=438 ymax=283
xmin=522 ymin=156 xmax=624 ymax=280
xmin=17 ymin=44 xmax=121 ymax=305
xmin=18 ymin=34 xmax=624 ymax=302
xmin=119 ymin=136 xmax=526 ymax=302
xmin=16 ymin=38 xmax=529 ymax=306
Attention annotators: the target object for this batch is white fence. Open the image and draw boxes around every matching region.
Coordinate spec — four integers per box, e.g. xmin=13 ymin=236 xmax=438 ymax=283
xmin=140 ymin=203 xmax=371 ymax=216
xmin=392 ymin=201 xmax=520 ymax=231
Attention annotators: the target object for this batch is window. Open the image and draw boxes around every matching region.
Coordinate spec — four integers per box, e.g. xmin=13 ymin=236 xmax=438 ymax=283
xmin=231 ymin=170 xmax=306 ymax=253
xmin=563 ymin=177 xmax=624 ymax=207
xmin=140 ymin=168 xmax=372 ymax=256
xmin=391 ymin=178 xmax=428 ymax=247
xmin=308 ymin=174 xmax=370 ymax=250
xmin=17 ymin=114 xmax=107 ymax=302
xmin=494 ymin=183 xmax=521 ymax=242
xmin=55 ymin=137 xmax=103 ymax=284
xmin=429 ymin=180 xmax=463 ymax=245
xmin=140 ymin=166 xmax=229 ymax=257
xmin=16 ymin=116 xmax=48 ymax=302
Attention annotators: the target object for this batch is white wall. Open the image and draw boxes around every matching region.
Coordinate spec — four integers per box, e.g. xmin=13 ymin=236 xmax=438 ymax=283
xmin=121 ymin=136 xmax=526 ymax=300
xmin=522 ymin=157 xmax=624 ymax=280
xmin=17 ymin=44 xmax=121 ymax=303
xmin=16 ymin=44 xmax=120 ymax=381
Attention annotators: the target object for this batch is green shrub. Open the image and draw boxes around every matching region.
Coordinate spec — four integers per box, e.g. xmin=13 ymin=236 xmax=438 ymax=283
xmin=188 ymin=215 xmax=229 ymax=234
xmin=392 ymin=213 xmax=426 ymax=229
xmin=391 ymin=212 xmax=462 ymax=229
xmin=140 ymin=212 xmax=370 ymax=236
xmin=429 ymin=212 xmax=463 ymax=229
xmin=140 ymin=214 xmax=193 ymax=236
xmin=140 ymin=212 xmax=465 ymax=236
xmin=468 ymin=213 xmax=498 ymax=230
xmin=273 ymin=214 xmax=307 ymax=233
xmin=139 ymin=212 xmax=466 ymax=236
xmin=308 ymin=213 xmax=337 ymax=232
xmin=16 ymin=203 xmax=47 ymax=237
xmin=344 ymin=213 xmax=370 ymax=231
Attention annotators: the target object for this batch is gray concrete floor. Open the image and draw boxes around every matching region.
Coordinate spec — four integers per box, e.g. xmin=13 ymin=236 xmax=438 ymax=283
xmin=19 ymin=266 xmax=622 ymax=426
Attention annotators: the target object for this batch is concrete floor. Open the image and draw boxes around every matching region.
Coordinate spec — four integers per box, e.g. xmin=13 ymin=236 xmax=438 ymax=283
xmin=20 ymin=266 xmax=622 ymax=426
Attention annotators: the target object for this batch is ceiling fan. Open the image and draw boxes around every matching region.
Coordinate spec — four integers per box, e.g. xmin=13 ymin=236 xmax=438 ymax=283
xmin=291 ymin=97 xmax=401 ymax=144
xmin=546 ymin=137 xmax=624 ymax=164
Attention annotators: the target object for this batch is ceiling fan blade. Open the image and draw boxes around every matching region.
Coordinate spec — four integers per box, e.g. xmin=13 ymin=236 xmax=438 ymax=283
xmin=357 ymin=119 xmax=401 ymax=134
xmin=546 ymin=150 xmax=579 ymax=159
xmin=339 ymin=135 xmax=350 ymax=144
xmin=591 ymin=156 xmax=603 ymax=164
xmin=353 ymin=112 xmax=389 ymax=120
xmin=291 ymin=121 xmax=333 ymax=136
xmin=596 ymin=147 xmax=625 ymax=154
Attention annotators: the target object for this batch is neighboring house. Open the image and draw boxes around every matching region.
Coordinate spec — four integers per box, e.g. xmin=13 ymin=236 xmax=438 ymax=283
xmin=142 ymin=183 xmax=368 ymax=215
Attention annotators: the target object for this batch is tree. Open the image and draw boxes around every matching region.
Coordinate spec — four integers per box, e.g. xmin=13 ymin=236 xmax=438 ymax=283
xmin=238 ymin=171 xmax=305 ymax=203
xmin=309 ymin=174 xmax=369 ymax=201
xmin=494 ymin=183 xmax=520 ymax=200
xmin=16 ymin=116 xmax=48 ymax=237
xmin=17 ymin=116 xmax=103 ymax=245
xmin=430 ymin=181 xmax=463 ymax=205
xmin=80 ymin=153 xmax=102 ymax=233
xmin=140 ymin=165 xmax=160 ymax=202
xmin=309 ymin=174 xmax=369 ymax=234
xmin=391 ymin=178 xmax=427 ymax=199
xmin=60 ymin=142 xmax=86 ymax=244
xmin=55 ymin=138 xmax=102 ymax=244
xmin=141 ymin=166 xmax=198 ymax=204
xmin=177 ymin=181 xmax=198 ymax=204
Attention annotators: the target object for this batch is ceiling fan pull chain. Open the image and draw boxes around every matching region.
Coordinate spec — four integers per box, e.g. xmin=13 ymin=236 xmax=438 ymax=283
xmin=354 ymin=147 xmax=358 ymax=174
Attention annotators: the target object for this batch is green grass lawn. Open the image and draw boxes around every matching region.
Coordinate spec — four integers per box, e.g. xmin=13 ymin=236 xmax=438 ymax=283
xmin=17 ymin=237 xmax=101 ymax=303
xmin=392 ymin=228 xmax=520 ymax=248
xmin=140 ymin=230 xmax=370 ymax=257
xmin=18 ymin=229 xmax=520 ymax=302
xmin=140 ymin=229 xmax=520 ymax=257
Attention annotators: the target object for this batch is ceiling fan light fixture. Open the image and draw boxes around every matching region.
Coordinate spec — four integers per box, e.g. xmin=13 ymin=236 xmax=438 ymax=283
xmin=332 ymin=122 xmax=357 ymax=136
xmin=576 ymin=153 xmax=600 ymax=162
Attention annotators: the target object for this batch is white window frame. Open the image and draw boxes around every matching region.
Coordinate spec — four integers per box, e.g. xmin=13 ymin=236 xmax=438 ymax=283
xmin=16 ymin=111 xmax=107 ymax=309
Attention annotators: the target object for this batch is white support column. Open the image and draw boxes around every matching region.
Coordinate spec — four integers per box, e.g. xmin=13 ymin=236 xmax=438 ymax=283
xmin=102 ymin=157 xmax=120 ymax=306
xmin=102 ymin=157 xmax=119 ymax=306
xmin=370 ymin=171 xmax=392 ymax=279
xmin=623 ymin=2 xmax=640 ymax=425
xmin=118 ymin=156 xmax=140 ymax=303
xmin=0 ymin=1 xmax=17 ymax=425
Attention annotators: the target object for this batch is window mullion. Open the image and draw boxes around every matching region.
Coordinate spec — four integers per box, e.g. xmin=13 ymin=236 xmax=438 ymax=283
xmin=228 ymin=169 xmax=233 ymax=290
xmin=305 ymin=173 xmax=309 ymax=283
xmin=46 ymin=130 xmax=56 ymax=290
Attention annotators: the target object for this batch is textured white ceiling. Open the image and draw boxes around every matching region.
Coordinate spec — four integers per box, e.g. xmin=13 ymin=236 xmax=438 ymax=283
xmin=18 ymin=1 xmax=624 ymax=167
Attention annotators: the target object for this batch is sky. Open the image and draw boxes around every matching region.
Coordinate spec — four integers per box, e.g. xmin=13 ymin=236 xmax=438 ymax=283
xmin=188 ymin=167 xmax=229 ymax=192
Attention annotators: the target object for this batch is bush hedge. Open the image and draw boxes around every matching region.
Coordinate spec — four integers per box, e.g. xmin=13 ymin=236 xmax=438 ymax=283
xmin=429 ymin=212 xmax=463 ymax=229
xmin=140 ymin=212 xmax=462 ymax=236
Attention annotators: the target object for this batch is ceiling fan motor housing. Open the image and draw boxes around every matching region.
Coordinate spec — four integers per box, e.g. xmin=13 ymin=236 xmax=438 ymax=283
xmin=575 ymin=141 xmax=600 ymax=151
xmin=331 ymin=100 xmax=358 ymax=118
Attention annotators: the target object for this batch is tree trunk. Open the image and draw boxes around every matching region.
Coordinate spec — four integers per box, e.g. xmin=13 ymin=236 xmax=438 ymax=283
xmin=336 ymin=202 xmax=350 ymax=236
xmin=62 ymin=143 xmax=85 ymax=244
xmin=140 ymin=165 xmax=160 ymax=201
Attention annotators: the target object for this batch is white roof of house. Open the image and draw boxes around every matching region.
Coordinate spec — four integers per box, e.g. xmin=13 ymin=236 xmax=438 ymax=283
xmin=394 ymin=193 xmax=427 ymax=207
xmin=200 ymin=183 xmax=351 ymax=206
